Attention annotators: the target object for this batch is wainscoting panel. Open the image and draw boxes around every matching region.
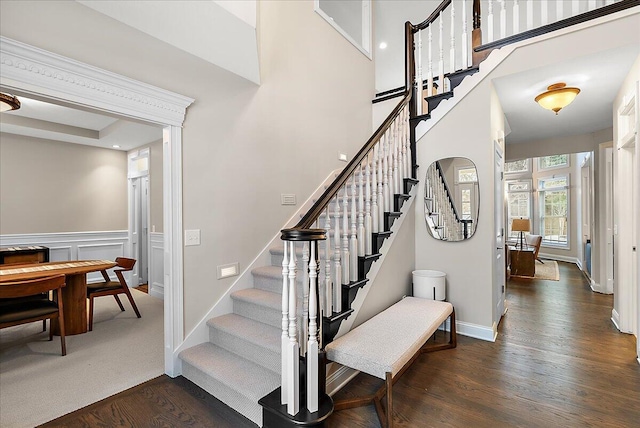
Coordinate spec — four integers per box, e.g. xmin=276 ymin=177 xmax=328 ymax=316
xmin=0 ymin=231 xmax=129 ymax=283
xmin=149 ymin=233 xmax=165 ymax=299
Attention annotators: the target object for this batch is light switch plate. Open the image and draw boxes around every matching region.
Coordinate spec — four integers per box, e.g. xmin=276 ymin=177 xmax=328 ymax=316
xmin=185 ymin=229 xmax=201 ymax=246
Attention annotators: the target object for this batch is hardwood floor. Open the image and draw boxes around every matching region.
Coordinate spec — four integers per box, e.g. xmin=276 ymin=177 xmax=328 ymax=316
xmin=41 ymin=262 xmax=639 ymax=428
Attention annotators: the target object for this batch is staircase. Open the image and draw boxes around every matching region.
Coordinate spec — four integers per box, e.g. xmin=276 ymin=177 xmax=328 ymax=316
xmin=180 ymin=174 xmax=420 ymax=426
xmin=178 ymin=1 xmax=637 ymax=426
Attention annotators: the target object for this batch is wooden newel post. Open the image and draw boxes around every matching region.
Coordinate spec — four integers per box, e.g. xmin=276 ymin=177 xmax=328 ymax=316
xmin=472 ymin=0 xmax=483 ymax=66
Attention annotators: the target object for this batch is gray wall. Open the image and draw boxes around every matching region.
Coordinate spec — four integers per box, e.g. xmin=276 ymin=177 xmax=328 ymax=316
xmin=0 ymin=133 xmax=127 ymax=233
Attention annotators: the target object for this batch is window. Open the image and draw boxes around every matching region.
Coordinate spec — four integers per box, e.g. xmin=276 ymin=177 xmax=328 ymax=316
xmin=457 ymin=167 xmax=477 ymax=183
xmin=505 ymin=159 xmax=530 ymax=174
xmin=538 ymin=154 xmax=569 ymax=171
xmin=315 ymin=0 xmax=371 ymax=58
xmin=506 ymin=180 xmax=532 ymax=237
xmin=538 ymin=175 xmax=569 ymax=246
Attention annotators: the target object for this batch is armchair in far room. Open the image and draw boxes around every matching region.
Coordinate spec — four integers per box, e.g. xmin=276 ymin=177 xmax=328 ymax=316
xmin=525 ymin=234 xmax=543 ymax=264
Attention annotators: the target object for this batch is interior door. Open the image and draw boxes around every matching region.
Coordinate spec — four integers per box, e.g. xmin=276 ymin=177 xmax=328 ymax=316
xmin=581 ymin=158 xmax=592 ymax=276
xmin=140 ymin=176 xmax=149 ymax=284
xmin=130 ymin=177 xmax=142 ymax=285
xmin=494 ymin=142 xmax=506 ymax=324
xmin=606 ymin=147 xmax=614 ymax=292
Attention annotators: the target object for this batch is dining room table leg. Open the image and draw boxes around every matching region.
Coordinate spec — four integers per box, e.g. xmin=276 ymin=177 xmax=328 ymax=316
xmin=52 ymin=273 xmax=88 ymax=335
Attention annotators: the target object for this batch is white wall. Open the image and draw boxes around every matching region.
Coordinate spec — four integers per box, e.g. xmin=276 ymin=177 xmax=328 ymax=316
xmin=0 ymin=0 xmax=375 ymax=335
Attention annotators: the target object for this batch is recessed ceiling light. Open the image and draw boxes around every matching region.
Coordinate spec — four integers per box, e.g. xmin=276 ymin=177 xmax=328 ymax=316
xmin=112 ymin=145 xmax=121 ymax=149
xmin=379 ymin=42 xmax=387 ymax=50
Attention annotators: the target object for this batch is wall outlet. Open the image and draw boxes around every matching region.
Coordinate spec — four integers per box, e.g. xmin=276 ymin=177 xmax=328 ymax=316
xmin=338 ymin=153 xmax=348 ymax=162
xmin=185 ymin=229 xmax=201 ymax=246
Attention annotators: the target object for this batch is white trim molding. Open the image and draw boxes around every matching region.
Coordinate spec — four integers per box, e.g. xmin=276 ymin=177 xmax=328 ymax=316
xmin=0 ymin=36 xmax=193 ymax=126
xmin=456 ymin=321 xmax=496 ymax=342
xmin=611 ymin=308 xmax=621 ymax=331
xmin=0 ymin=36 xmax=194 ymax=378
xmin=149 ymin=232 xmax=165 ymax=299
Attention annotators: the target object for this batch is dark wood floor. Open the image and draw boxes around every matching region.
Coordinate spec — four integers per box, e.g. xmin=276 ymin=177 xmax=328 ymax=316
xmin=41 ymin=262 xmax=639 ymax=428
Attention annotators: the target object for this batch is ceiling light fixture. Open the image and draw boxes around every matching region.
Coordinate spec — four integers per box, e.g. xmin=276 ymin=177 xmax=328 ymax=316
xmin=112 ymin=145 xmax=121 ymax=149
xmin=379 ymin=42 xmax=387 ymax=49
xmin=535 ymin=83 xmax=580 ymax=115
xmin=0 ymin=93 xmax=21 ymax=112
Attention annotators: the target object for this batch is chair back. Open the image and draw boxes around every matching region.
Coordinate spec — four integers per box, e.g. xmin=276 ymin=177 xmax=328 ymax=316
xmin=0 ymin=274 xmax=66 ymax=298
xmin=525 ymin=234 xmax=543 ymax=258
xmin=115 ymin=257 xmax=136 ymax=271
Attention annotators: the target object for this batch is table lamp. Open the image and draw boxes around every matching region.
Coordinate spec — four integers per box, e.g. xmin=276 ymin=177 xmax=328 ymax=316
xmin=512 ymin=218 xmax=530 ymax=249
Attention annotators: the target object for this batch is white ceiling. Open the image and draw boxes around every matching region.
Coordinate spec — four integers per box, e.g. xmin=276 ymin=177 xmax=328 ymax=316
xmin=0 ymin=96 xmax=163 ymax=151
xmin=493 ymin=44 xmax=639 ymax=144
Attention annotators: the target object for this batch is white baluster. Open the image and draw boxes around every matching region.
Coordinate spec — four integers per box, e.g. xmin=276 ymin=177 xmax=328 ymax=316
xmin=513 ymin=0 xmax=520 ymax=34
xmin=385 ymin=131 xmax=393 ymax=209
xmin=499 ymin=0 xmax=506 ymax=39
xmin=541 ymin=0 xmax=548 ymax=25
xmin=371 ymin=146 xmax=379 ymax=234
xmin=324 ymin=206 xmax=332 ymax=316
xmin=301 ymin=242 xmax=309 ymax=355
xmin=350 ymin=173 xmax=358 ymax=282
xmin=281 ymin=241 xmax=289 ymax=404
xmin=333 ymin=195 xmax=342 ymax=312
xmin=427 ymin=24 xmax=434 ymax=103
xmin=357 ymin=164 xmax=365 ymax=257
xmin=342 ymin=187 xmax=350 ymax=286
xmin=461 ymin=0 xmax=468 ymax=69
xmin=382 ymin=133 xmax=390 ymax=213
xmin=488 ymin=0 xmax=494 ymax=43
xmin=417 ymin=30 xmax=423 ymax=116
xmin=398 ymin=115 xmax=406 ymax=182
xmin=392 ymin=121 xmax=400 ymax=196
xmin=556 ymin=0 xmax=563 ymax=21
xmin=365 ymin=156 xmax=372 ymax=255
xmin=438 ymin=12 xmax=444 ymax=93
xmin=377 ymin=141 xmax=385 ymax=229
xmin=307 ymin=243 xmax=319 ymax=413
xmin=450 ymin=1 xmax=456 ymax=73
xmin=404 ymin=108 xmax=411 ymax=179
xmin=286 ymin=241 xmax=299 ymax=415
xmin=572 ymin=0 xmax=580 ymax=16
xmin=527 ymin=0 xmax=533 ymax=30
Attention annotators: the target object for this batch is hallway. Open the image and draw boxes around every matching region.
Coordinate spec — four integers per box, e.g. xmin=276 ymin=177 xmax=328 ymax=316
xmin=41 ymin=263 xmax=640 ymax=427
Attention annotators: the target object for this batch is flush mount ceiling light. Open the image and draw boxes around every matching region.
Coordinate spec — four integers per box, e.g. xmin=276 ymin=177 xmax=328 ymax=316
xmin=0 ymin=93 xmax=21 ymax=112
xmin=535 ymin=83 xmax=581 ymax=115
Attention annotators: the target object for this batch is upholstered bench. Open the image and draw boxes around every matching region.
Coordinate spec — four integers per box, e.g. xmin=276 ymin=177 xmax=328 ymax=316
xmin=326 ymin=297 xmax=456 ymax=428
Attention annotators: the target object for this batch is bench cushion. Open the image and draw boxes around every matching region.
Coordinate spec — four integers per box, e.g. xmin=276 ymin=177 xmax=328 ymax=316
xmin=325 ymin=297 xmax=453 ymax=379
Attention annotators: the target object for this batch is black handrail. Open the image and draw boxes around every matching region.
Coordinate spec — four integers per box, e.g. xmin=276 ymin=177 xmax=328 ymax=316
xmin=414 ymin=0 xmax=452 ymax=32
xmin=434 ymin=161 xmax=461 ymax=222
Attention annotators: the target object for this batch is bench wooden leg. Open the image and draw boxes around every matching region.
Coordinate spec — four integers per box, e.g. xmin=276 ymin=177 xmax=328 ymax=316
xmin=421 ymin=309 xmax=457 ymax=353
xmin=372 ymin=372 xmax=393 ymax=428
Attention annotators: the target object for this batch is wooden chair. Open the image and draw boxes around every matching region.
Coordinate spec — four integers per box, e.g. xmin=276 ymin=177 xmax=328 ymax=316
xmin=526 ymin=234 xmax=544 ymax=264
xmin=0 ymin=274 xmax=67 ymax=356
xmin=87 ymin=257 xmax=141 ymax=331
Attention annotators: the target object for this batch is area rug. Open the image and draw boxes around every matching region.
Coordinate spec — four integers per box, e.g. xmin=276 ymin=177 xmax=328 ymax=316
xmin=512 ymin=260 xmax=560 ymax=281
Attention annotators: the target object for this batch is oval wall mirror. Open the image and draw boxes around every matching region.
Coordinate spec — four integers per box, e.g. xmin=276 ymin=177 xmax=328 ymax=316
xmin=424 ymin=157 xmax=479 ymax=241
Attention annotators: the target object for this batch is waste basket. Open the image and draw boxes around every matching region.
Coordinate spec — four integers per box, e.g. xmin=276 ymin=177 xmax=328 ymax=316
xmin=412 ymin=270 xmax=446 ymax=301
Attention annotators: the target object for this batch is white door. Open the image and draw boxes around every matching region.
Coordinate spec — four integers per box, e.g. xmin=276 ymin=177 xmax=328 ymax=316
xmin=581 ymin=158 xmax=592 ymax=276
xmin=605 ymin=147 xmax=614 ymax=292
xmin=494 ymin=143 xmax=506 ymax=324
xmin=129 ymin=176 xmax=150 ymax=285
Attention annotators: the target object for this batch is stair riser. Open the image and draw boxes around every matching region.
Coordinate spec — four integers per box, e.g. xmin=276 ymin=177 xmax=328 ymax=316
xmin=233 ymin=298 xmax=282 ymax=329
xmin=209 ymin=327 xmax=281 ymax=375
xmin=253 ymin=273 xmax=318 ymax=295
xmin=270 ymin=247 xmax=329 ymax=267
xmin=182 ymin=362 xmax=264 ymax=427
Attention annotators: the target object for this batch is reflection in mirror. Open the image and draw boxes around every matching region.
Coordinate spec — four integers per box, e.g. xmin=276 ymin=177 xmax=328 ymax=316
xmin=424 ymin=157 xmax=479 ymax=241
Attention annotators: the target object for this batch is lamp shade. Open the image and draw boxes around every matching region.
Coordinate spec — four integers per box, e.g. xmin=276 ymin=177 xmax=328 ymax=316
xmin=512 ymin=218 xmax=530 ymax=232
xmin=535 ymin=83 xmax=580 ymax=115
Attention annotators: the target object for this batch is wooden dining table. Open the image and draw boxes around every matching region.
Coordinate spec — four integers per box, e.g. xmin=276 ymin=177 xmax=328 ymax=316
xmin=0 ymin=260 xmax=117 ymax=335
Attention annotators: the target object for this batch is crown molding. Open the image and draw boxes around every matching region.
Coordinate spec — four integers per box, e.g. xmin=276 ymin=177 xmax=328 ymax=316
xmin=0 ymin=36 xmax=194 ymax=126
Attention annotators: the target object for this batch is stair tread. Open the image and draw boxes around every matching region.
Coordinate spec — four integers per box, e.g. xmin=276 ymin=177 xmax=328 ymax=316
xmin=180 ymin=342 xmax=279 ymax=402
xmin=231 ymin=288 xmax=282 ymax=310
xmin=207 ymin=313 xmax=280 ymax=353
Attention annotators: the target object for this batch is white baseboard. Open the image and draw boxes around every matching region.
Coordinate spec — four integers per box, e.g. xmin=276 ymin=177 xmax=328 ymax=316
xmin=326 ymin=364 xmax=359 ymax=396
xmin=456 ymin=321 xmax=495 ymax=342
xmin=538 ymin=253 xmax=580 ymax=266
xmin=611 ymin=308 xmax=621 ymax=331
xmin=590 ymin=280 xmax=611 ymax=294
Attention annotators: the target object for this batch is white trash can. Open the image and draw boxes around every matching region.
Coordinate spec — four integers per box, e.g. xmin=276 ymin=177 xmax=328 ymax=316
xmin=412 ymin=270 xmax=446 ymax=301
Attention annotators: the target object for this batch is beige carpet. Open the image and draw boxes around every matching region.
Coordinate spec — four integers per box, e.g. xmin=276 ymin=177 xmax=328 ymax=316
xmin=512 ymin=260 xmax=560 ymax=281
xmin=0 ymin=289 xmax=164 ymax=428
